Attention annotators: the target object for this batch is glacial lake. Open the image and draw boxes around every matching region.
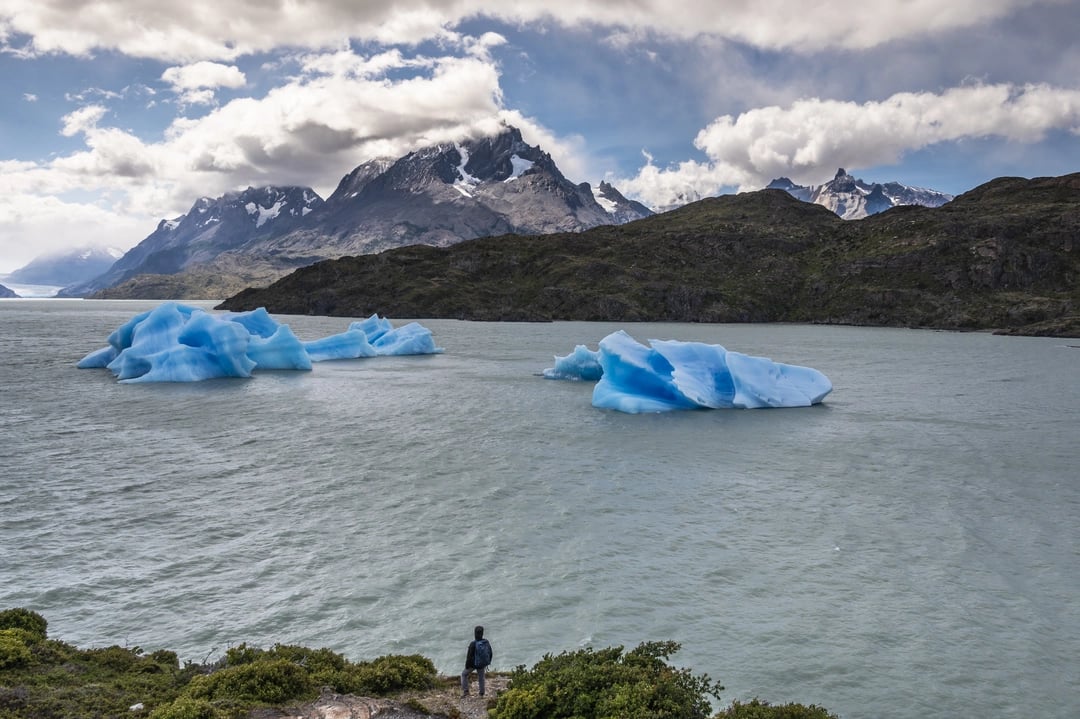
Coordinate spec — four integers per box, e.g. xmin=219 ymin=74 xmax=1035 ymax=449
xmin=1 ymin=299 xmax=1077 ymax=718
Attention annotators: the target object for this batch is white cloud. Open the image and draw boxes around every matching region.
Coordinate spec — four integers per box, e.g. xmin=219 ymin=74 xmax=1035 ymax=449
xmin=0 ymin=193 xmax=151 ymax=274
xmin=0 ymin=0 xmax=1064 ymax=61
xmin=161 ymin=61 xmax=245 ymax=90
xmin=618 ymin=82 xmax=1080 ymax=209
xmin=60 ymin=105 xmax=108 ymax=137
xmin=23 ymin=92 xmax=37 ymax=102
xmin=162 ymin=61 xmax=246 ymax=105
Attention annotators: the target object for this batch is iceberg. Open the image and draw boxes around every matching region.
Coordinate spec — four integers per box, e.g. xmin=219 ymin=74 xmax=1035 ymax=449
xmin=544 ymin=330 xmax=832 ymax=413
xmin=303 ymin=329 xmax=376 ymax=362
xmin=78 ymin=302 xmax=442 ymax=383
xmin=541 ymin=344 xmax=604 ymax=381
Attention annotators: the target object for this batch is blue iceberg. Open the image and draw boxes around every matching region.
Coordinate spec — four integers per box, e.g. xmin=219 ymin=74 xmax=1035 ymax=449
xmin=78 ymin=302 xmax=442 ymax=383
xmin=544 ymin=330 xmax=831 ymax=413
xmin=541 ymin=344 xmax=604 ymax=381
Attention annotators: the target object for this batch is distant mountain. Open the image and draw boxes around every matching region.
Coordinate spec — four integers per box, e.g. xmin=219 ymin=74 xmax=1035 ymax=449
xmin=71 ymin=126 xmax=652 ymax=299
xmin=767 ymin=168 xmax=953 ymax=219
xmin=60 ymin=186 xmax=323 ymax=297
xmin=5 ymin=246 xmax=123 ymax=286
xmin=0 ymin=283 xmax=18 ymax=298
xmin=218 ymin=173 xmax=1080 ymax=337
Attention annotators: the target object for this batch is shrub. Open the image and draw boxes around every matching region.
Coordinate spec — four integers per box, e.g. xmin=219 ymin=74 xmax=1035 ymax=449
xmin=186 ymin=658 xmax=315 ymax=705
xmin=328 ymin=653 xmax=437 ymax=695
xmin=0 ymin=609 xmax=47 ymax=641
xmin=150 ymin=649 xmax=180 ymax=670
xmin=718 ymin=698 xmax=841 ymax=719
xmin=83 ymin=644 xmax=141 ymax=672
xmin=148 ymin=696 xmax=222 ymax=719
xmin=490 ymin=641 xmax=723 ymax=719
xmin=0 ymin=630 xmax=32 ymax=670
xmin=222 ymin=643 xmax=263 ymax=667
xmin=30 ymin=639 xmax=77 ymax=665
xmin=263 ymin=644 xmax=348 ymax=677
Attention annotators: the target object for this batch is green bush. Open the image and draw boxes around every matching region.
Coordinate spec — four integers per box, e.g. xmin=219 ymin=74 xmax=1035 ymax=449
xmin=328 ymin=653 xmax=437 ymax=695
xmin=29 ymin=638 xmax=77 ymax=665
xmin=225 ymin=643 xmax=347 ymax=676
xmin=83 ymin=644 xmax=141 ymax=672
xmin=150 ymin=649 xmax=181 ymax=670
xmin=222 ymin=643 xmax=263 ymax=667
xmin=186 ymin=658 xmax=316 ymax=705
xmin=148 ymin=696 xmax=222 ymax=719
xmin=0 ymin=630 xmax=32 ymax=670
xmin=718 ymin=698 xmax=840 ymax=719
xmin=490 ymin=641 xmax=723 ymax=719
xmin=0 ymin=609 xmax=47 ymax=642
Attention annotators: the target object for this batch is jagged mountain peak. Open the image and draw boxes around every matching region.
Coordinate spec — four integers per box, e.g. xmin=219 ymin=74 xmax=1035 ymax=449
xmin=595 ymin=180 xmax=655 ymax=223
xmin=767 ymin=168 xmax=953 ymax=219
xmin=331 ymin=157 xmax=396 ymax=200
xmin=174 ymin=185 xmax=323 ymax=232
xmin=456 ymin=126 xmax=552 ymax=183
xmin=766 ymin=177 xmax=799 ymax=190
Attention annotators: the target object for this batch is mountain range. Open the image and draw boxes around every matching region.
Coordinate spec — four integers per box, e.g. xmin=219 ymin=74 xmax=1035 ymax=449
xmin=218 ymin=173 xmax=1080 ymax=337
xmin=767 ymin=168 xmax=953 ymax=219
xmin=37 ymin=129 xmax=960 ymax=299
xmin=62 ymin=126 xmax=653 ymax=299
xmin=2 ymin=246 xmax=124 ymax=288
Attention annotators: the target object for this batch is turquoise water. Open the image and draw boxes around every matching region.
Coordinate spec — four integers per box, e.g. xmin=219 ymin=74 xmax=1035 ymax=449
xmin=1 ymin=299 xmax=1077 ymax=718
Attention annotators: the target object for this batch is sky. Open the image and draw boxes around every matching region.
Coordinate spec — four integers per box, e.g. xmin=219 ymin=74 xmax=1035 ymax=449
xmin=1 ymin=0 xmax=1079 ymax=274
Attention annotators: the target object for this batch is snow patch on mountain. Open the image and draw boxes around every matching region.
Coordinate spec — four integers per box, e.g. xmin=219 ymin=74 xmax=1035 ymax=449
xmin=504 ymin=155 xmax=535 ymax=182
xmin=594 ymin=193 xmax=618 ymax=213
xmin=246 ymin=200 xmax=285 ymax=228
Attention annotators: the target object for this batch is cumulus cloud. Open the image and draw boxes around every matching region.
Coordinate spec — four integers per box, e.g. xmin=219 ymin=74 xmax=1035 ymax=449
xmin=162 ymin=61 xmax=246 ymax=104
xmin=0 ymin=0 xmax=1064 ymax=61
xmin=618 ymin=83 xmax=1080 ymax=210
xmin=60 ymin=105 xmax=108 ymax=136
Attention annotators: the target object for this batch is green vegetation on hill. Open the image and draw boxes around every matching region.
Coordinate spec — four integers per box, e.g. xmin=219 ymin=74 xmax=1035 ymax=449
xmin=218 ymin=174 xmax=1080 ymax=336
xmin=0 ymin=609 xmax=840 ymax=719
xmin=0 ymin=609 xmax=435 ymax=719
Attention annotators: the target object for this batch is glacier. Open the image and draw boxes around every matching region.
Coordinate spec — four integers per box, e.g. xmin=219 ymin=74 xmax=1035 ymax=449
xmin=544 ymin=330 xmax=832 ymax=413
xmin=77 ymin=302 xmax=442 ymax=383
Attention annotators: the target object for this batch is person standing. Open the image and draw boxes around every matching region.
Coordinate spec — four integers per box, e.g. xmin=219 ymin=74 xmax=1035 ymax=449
xmin=461 ymin=625 xmax=492 ymax=697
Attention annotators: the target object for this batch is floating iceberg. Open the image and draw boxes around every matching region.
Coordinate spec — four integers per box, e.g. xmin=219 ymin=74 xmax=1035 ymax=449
xmin=77 ymin=302 xmax=442 ymax=383
xmin=541 ymin=344 xmax=604 ymax=381
xmin=544 ymin=330 xmax=831 ymax=413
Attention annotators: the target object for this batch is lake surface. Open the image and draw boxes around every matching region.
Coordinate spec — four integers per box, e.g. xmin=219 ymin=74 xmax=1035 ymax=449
xmin=1 ymin=299 xmax=1077 ymax=718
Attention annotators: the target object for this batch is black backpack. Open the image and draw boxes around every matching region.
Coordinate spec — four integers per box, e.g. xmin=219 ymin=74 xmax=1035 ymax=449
xmin=473 ymin=638 xmax=492 ymax=668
